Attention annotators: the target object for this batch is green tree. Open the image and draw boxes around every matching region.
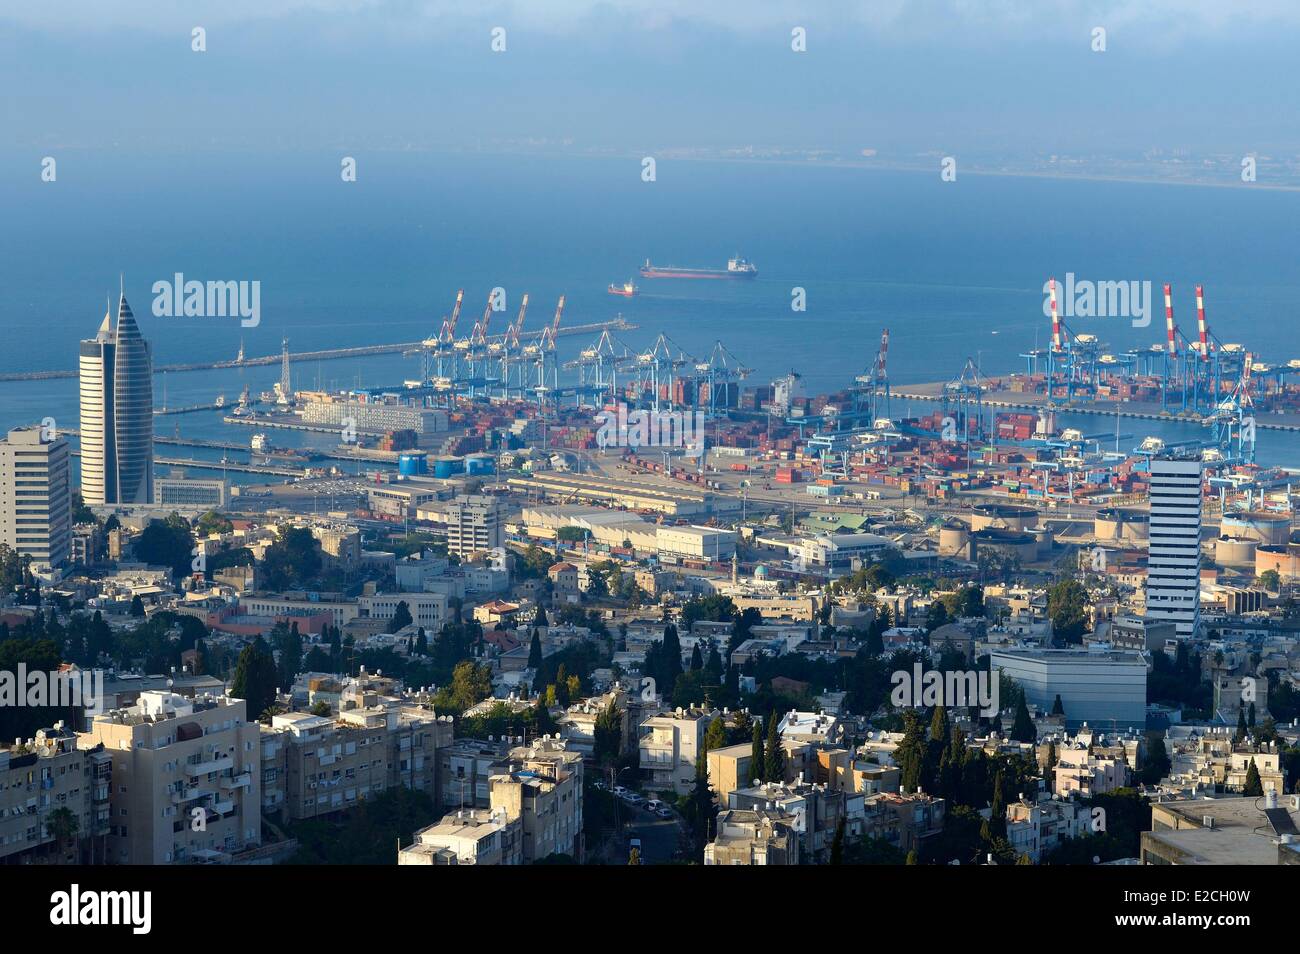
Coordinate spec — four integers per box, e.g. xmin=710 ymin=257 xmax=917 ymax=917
xmin=703 ymin=716 xmax=727 ymax=755
xmin=196 ymin=510 xmax=234 ymax=536
xmin=661 ymin=624 xmax=684 ymax=693
xmin=135 ymin=513 xmax=196 ymax=579
xmin=272 ymin=621 xmax=303 ymax=690
xmin=763 ymin=712 xmax=785 ymax=783
xmin=129 ymin=594 xmax=145 ymax=617
xmin=894 ymin=709 xmax=928 ymax=793
xmin=231 ymin=638 xmax=278 ymax=721
xmin=46 ymin=805 xmax=79 ymax=858
xmin=1242 ymin=758 xmax=1264 ymax=797
xmin=1046 ymin=578 xmax=1089 ymax=645
xmin=1010 ymin=696 xmax=1037 ymax=744
xmin=593 ymin=700 xmax=622 ymax=765
xmin=689 ymin=754 xmax=715 ymax=858
xmin=438 ymin=660 xmax=494 ymax=713
xmin=750 ymin=720 xmax=764 ymax=784
xmin=262 ymin=525 xmax=323 ymax=591
xmin=527 ymin=628 xmax=544 ymax=670
xmin=388 ymin=601 xmax=413 ymax=634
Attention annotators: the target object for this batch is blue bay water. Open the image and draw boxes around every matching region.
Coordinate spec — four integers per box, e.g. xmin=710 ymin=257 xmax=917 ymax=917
xmin=1 ymin=152 xmax=1298 ymax=470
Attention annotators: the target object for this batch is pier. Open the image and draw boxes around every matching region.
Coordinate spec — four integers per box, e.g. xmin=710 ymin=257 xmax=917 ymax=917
xmin=0 ymin=317 xmax=637 ymax=383
xmin=894 ymin=386 xmax=1300 ymax=434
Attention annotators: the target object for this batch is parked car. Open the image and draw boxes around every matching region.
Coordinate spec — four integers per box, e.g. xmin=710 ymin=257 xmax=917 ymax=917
xmin=655 ymin=807 xmax=673 ymax=819
xmin=645 ymin=799 xmax=664 ymax=811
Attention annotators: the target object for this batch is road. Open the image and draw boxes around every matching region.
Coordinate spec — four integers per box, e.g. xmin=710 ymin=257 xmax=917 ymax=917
xmin=624 ymin=810 xmax=683 ymax=864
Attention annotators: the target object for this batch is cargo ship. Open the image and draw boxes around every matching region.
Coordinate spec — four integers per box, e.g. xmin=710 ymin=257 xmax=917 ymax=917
xmin=639 ymin=256 xmax=758 ymax=280
xmin=607 ymin=280 xmax=639 ymax=297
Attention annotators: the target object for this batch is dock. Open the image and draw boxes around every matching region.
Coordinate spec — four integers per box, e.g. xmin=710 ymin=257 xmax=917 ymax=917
xmin=0 ymin=317 xmax=637 ymax=383
xmin=894 ymin=385 xmax=1300 ymax=434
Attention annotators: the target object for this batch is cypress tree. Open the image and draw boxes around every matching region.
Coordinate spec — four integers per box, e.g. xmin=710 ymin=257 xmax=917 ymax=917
xmin=764 ymin=712 xmax=784 ymax=783
xmin=704 ymin=644 xmax=723 ymax=682
xmin=690 ymin=754 xmax=714 ymax=856
xmin=750 ymin=720 xmax=764 ymax=784
xmin=1010 ymin=696 xmax=1037 ymax=744
xmin=894 ymin=709 xmax=928 ymax=793
xmin=690 ymin=644 xmax=703 ymax=671
xmin=527 ymin=627 xmax=543 ymax=669
xmin=704 ymin=716 xmax=727 ymax=754
xmin=662 ymin=623 xmax=684 ymax=692
xmin=989 ymin=769 xmax=1007 ymax=838
xmin=830 ymin=816 xmax=846 ymax=865
xmin=231 ymin=637 xmax=278 ymax=720
xmin=929 ymin=705 xmax=950 ymax=743
xmin=1243 ymin=758 xmax=1264 ymax=797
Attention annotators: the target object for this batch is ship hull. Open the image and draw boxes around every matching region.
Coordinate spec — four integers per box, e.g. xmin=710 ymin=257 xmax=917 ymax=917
xmin=639 ymin=267 xmax=757 ymax=280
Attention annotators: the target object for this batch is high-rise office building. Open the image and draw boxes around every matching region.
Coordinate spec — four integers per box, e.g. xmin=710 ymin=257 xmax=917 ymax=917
xmin=445 ymin=494 xmax=503 ymax=559
xmin=1145 ymin=457 xmax=1204 ymax=639
xmin=0 ymin=425 xmax=72 ymax=571
xmin=79 ymin=292 xmax=154 ymax=505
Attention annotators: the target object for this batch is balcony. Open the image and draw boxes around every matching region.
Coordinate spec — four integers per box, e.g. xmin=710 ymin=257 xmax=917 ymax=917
xmin=171 ymin=786 xmax=202 ymax=804
xmin=186 ymin=755 xmax=233 ymax=777
xmin=220 ymin=772 xmax=252 ymax=791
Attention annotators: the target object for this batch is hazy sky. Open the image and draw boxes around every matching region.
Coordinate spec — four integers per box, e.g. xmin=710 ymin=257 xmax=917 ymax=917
xmin=2 ymin=1 xmax=1297 ymax=158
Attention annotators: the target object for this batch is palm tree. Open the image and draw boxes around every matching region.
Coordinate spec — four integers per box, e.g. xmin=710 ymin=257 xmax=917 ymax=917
xmin=46 ymin=806 xmax=79 ymax=861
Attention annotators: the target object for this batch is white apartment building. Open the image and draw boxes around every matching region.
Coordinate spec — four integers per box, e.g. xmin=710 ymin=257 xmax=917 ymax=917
xmin=1005 ymin=794 xmax=1092 ymax=863
xmin=1145 ymin=457 xmax=1204 ymax=638
xmin=399 ymin=808 xmax=523 ymax=865
xmin=489 ymin=737 xmax=584 ymax=863
xmin=0 ymin=724 xmax=112 ymax=863
xmin=78 ymin=691 xmax=261 ymax=864
xmin=0 ymin=425 xmax=72 ymax=571
xmin=638 ymin=705 xmax=720 ymax=795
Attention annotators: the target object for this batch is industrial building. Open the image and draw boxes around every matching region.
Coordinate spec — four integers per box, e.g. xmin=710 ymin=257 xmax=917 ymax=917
xmin=507 ymin=472 xmax=719 ymax=517
xmin=155 ymin=468 xmax=228 ymax=509
xmin=299 ymin=394 xmax=448 ymax=438
xmin=991 ymin=647 xmax=1147 ymax=729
